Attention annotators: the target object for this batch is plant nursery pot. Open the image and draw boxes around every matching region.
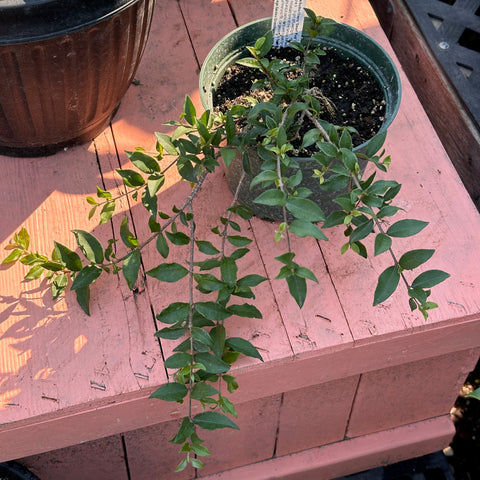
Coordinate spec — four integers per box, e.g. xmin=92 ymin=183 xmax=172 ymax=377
xmin=199 ymin=17 xmax=401 ymax=219
xmin=0 ymin=0 xmax=155 ymax=157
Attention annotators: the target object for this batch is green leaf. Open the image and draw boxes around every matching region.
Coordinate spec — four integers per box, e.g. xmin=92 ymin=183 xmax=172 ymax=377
xmin=373 ymin=265 xmax=400 ymax=305
xmin=164 ymin=353 xmax=192 ymax=369
xmin=53 ymin=242 xmax=83 ymax=271
xmin=154 ymin=326 xmax=187 ymax=340
xmin=191 ymin=443 xmax=211 ymax=457
xmin=220 ymin=147 xmax=236 ymax=167
xmin=210 ymin=325 xmax=226 ymax=358
xmin=165 ymin=231 xmax=190 ymax=246
xmin=194 ymin=273 xmax=224 ymax=292
xmin=228 ymin=204 xmax=253 ymax=220
xmin=2 ymin=248 xmax=23 ymax=265
xmin=122 ymin=250 xmax=141 ymax=290
xmin=295 ymin=266 xmax=318 ymax=282
xmin=196 ymin=240 xmax=219 ymax=255
xmin=126 ymin=150 xmax=160 ymax=173
xmin=120 ymin=216 xmax=138 ymax=249
xmin=156 ymin=302 xmax=190 ymax=325
xmin=155 ymin=132 xmax=178 ymax=156
xmin=191 ymin=383 xmax=219 ymax=400
xmin=193 ymin=411 xmax=239 ymax=431
xmin=466 ymin=387 xmax=480 ymax=401
xmin=191 ymin=327 xmax=213 ymax=346
xmin=71 ymin=265 xmax=102 ymax=290
xmin=24 ymin=265 xmax=44 ymax=280
xmin=226 ymin=337 xmax=263 ymax=361
xmin=374 ymin=234 xmax=392 ymax=256
xmin=349 ymin=219 xmax=374 ymax=244
xmin=399 ymin=249 xmax=435 ymax=270
xmin=225 ymin=111 xmax=236 ymax=144
xmin=195 ymin=301 xmax=231 ymax=321
xmin=219 ymin=395 xmax=237 ymax=418
xmin=300 ymin=128 xmax=320 ymax=150
xmin=116 ymin=168 xmax=145 ymax=187
xmin=339 ymin=128 xmax=353 ymax=150
xmin=52 ymin=273 xmax=68 ymax=299
xmin=411 ymin=270 xmax=450 ymax=289
xmin=147 ymin=263 xmax=188 ymax=282
xmin=227 ymin=235 xmax=252 ymax=247
xmin=250 ymin=170 xmax=278 ymax=189
xmin=183 ymin=95 xmax=196 ymax=125
xmin=14 ymin=227 xmax=30 ymax=250
xmin=228 ymin=303 xmax=262 ymax=318
xmin=171 ymin=417 xmax=196 ymax=444
xmin=286 ymin=197 xmax=325 ymax=222
xmin=156 ymin=232 xmax=169 ymax=258
xmin=150 ymin=383 xmax=188 ymax=402
xmin=96 ymin=187 xmax=111 ymax=199
xmin=221 ymin=257 xmax=237 ymax=285
xmin=174 ymin=458 xmax=188 ymax=473
xmin=317 ymin=142 xmax=338 ymax=158
xmin=386 ymin=219 xmax=428 ymax=238
xmin=237 ymin=274 xmax=267 ymax=287
xmin=75 ymin=285 xmax=91 ymax=315
xmin=72 ymin=230 xmax=104 ymax=263
xmin=141 ymin=188 xmax=158 ymax=218
xmin=147 ymin=173 xmax=165 ymax=197
xmin=366 ymin=131 xmax=386 ymax=157
xmin=253 ymin=189 xmax=286 ymax=207
xmin=287 ymin=274 xmax=307 ymax=308
xmin=323 ymin=211 xmax=347 ymax=228
xmin=289 ymin=220 xmax=328 ymax=240
xmin=195 ymin=352 xmax=230 ymax=374
xmin=236 ymin=57 xmax=261 ymax=69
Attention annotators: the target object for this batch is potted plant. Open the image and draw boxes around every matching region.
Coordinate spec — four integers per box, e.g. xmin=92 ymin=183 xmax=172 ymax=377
xmin=2 ymin=10 xmax=449 ymax=473
xmin=0 ymin=0 xmax=155 ymax=157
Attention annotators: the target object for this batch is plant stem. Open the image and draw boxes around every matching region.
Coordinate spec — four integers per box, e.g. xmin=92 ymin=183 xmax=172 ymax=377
xmin=221 ymin=170 xmax=246 ymax=258
xmin=187 ymin=200 xmax=195 ymax=421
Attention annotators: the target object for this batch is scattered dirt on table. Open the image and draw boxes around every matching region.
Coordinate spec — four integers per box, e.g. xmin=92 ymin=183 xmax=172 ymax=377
xmin=213 ymin=45 xmax=386 ymax=150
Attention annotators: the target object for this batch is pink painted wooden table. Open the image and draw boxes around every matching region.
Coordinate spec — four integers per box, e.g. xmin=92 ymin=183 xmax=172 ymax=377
xmin=1 ymin=1 xmax=479 ymax=479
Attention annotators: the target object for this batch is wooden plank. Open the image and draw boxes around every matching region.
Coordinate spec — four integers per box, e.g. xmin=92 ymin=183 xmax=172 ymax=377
xmin=179 ymin=0 xmax=237 ymax=65
xmin=370 ymin=0 xmax=480 ymax=210
xmin=275 ymin=375 xmax=359 ymax=456
xmin=1 ymin=0 xmax=479 ymax=473
xmin=200 ymin=416 xmax=454 ymax=480
xmin=0 ymin=142 xmax=164 ymax=420
xmin=19 ymin=434 xmax=128 ymax=480
xmin=347 ymin=347 xmax=480 ymax=437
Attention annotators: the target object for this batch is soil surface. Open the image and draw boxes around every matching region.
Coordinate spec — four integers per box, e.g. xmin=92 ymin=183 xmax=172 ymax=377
xmin=214 ymin=45 xmax=386 ymax=149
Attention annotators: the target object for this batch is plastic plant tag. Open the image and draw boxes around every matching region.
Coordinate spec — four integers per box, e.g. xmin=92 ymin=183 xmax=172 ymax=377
xmin=271 ymin=0 xmax=307 ymax=47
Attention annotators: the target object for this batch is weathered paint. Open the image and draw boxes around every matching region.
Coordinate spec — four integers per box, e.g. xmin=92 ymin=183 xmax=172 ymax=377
xmin=0 ymin=0 xmax=479 ymax=478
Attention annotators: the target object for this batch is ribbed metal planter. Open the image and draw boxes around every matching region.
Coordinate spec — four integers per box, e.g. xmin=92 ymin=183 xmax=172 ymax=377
xmin=0 ymin=0 xmax=155 ymax=157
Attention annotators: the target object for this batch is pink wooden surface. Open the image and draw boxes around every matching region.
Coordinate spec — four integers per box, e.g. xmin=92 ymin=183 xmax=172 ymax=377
xmin=200 ymin=416 xmax=455 ymax=480
xmin=1 ymin=0 xmax=479 ymax=473
xmin=275 ymin=375 xmax=359 ymax=457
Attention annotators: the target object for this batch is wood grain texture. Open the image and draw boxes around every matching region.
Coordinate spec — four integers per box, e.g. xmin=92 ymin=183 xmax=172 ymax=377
xmin=0 ymin=0 xmax=479 ymax=472
xmin=370 ymin=0 xmax=480 ymax=210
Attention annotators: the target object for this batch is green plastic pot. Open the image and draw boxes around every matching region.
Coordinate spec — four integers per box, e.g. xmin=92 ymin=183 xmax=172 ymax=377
xmin=199 ymin=17 xmax=402 ymax=219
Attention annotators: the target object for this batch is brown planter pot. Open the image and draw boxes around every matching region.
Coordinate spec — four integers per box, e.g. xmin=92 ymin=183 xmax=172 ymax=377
xmin=0 ymin=0 xmax=155 ymax=157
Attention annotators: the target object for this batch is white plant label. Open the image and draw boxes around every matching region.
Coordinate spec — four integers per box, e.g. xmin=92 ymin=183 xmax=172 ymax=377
xmin=271 ymin=0 xmax=307 ymax=47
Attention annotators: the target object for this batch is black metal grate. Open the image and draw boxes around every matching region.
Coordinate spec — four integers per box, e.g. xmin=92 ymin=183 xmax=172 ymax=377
xmin=404 ymin=0 xmax=480 ymax=128
xmin=332 ymin=451 xmax=455 ymax=480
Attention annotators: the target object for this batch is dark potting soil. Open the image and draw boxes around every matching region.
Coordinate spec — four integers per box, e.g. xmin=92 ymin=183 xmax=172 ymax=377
xmin=213 ymin=45 xmax=386 ymax=149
